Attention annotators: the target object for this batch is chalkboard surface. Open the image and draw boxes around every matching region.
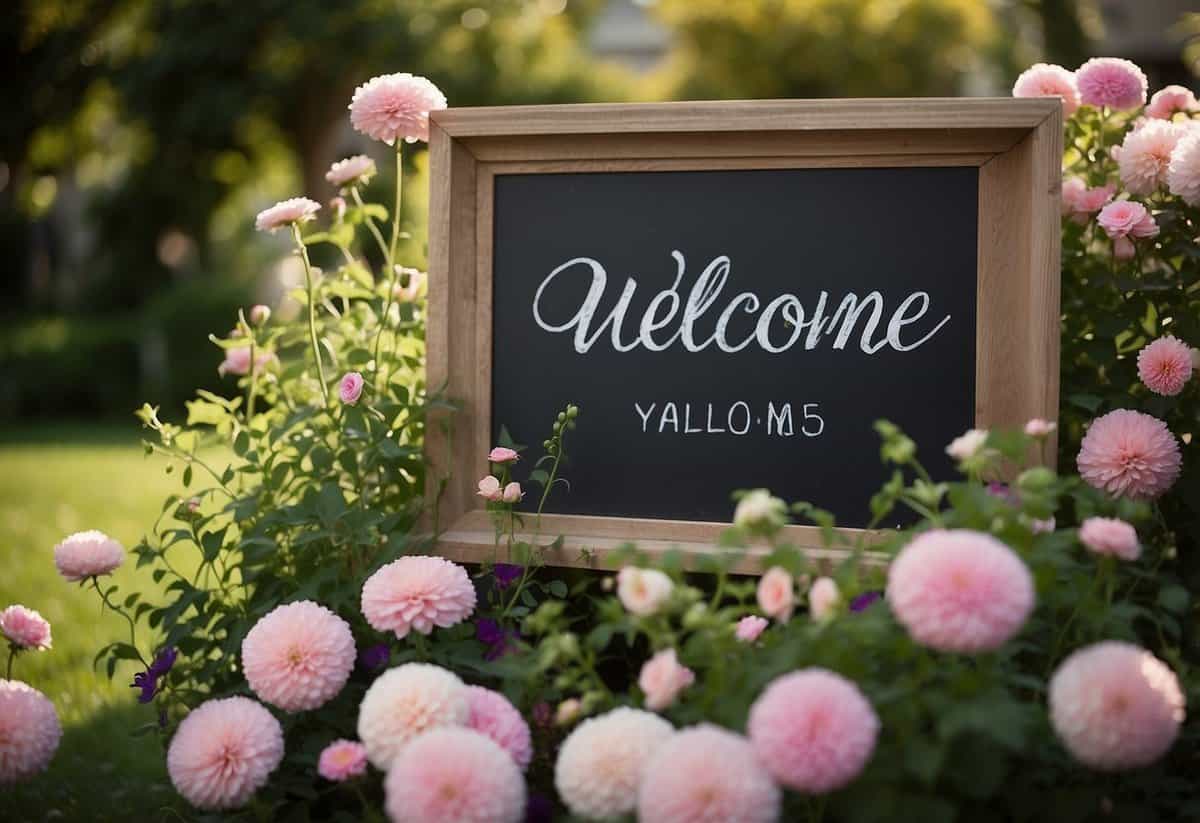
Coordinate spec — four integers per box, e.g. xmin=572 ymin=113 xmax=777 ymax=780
xmin=491 ymin=167 xmax=977 ymax=528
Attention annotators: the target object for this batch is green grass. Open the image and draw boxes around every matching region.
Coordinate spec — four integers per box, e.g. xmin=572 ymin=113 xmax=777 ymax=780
xmin=0 ymin=424 xmax=212 ymax=821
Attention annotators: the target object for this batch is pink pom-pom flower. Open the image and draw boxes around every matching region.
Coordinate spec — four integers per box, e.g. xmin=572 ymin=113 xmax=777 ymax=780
xmin=638 ymin=725 xmax=781 ymax=823
xmin=1075 ymin=57 xmax=1148 ymax=110
xmin=887 ymin=530 xmax=1035 ymax=653
xmin=384 ymin=728 xmax=526 ymax=823
xmin=361 ymin=555 xmax=476 ymax=639
xmin=748 ymin=668 xmax=879 ymax=794
xmin=167 ymin=696 xmax=284 ymax=811
xmin=339 ymin=372 xmax=365 ymax=405
xmin=1078 ymin=517 xmax=1140 ymax=561
xmin=466 ymin=685 xmax=533 ymax=770
xmin=1147 ymin=85 xmax=1198 ymax=120
xmin=1117 ymin=121 xmax=1186 ymax=196
xmin=0 ymin=605 xmax=52 ymax=650
xmin=1137 ymin=335 xmax=1192 ymax=396
xmin=254 ymin=197 xmax=320 ymax=233
xmin=349 ymin=73 xmax=447 ymax=145
xmin=0 ymin=680 xmax=62 ymax=784
xmin=1049 ymin=641 xmax=1185 ymax=771
xmin=325 ymin=155 xmax=377 ymax=187
xmin=1167 ymin=131 xmax=1200 ymax=206
xmin=241 ymin=600 xmax=356 ymax=712
xmin=53 ymin=530 xmax=124 ymax=582
xmin=318 ymin=739 xmax=368 ymax=782
xmin=1077 ymin=409 xmax=1181 ymax=500
xmin=356 ymin=663 xmax=470 ymax=770
xmin=1012 ymin=63 xmax=1080 ymax=115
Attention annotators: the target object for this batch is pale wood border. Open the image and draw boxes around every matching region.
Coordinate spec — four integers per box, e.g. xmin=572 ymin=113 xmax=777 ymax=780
xmin=426 ymin=99 xmax=1062 ymax=573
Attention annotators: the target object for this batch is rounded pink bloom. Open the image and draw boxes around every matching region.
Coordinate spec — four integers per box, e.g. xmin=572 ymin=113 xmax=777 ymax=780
xmin=218 ymin=346 xmax=275 ymax=377
xmin=1117 ymin=120 xmax=1186 ymax=195
xmin=1075 ymin=57 xmax=1148 ymax=110
xmin=361 ymin=556 xmax=476 ymax=639
xmin=248 ymin=304 xmax=271 ymax=326
xmin=736 ymin=615 xmax=769 ymax=643
xmin=53 ymin=530 xmax=124 ymax=581
xmin=392 ymin=266 xmax=425 ymax=303
xmin=501 ymin=482 xmax=523 ymax=503
xmin=887 ymin=530 xmax=1034 ymax=653
xmin=638 ymin=725 xmax=781 ymax=823
xmin=808 ymin=576 xmax=840 ymax=620
xmin=1049 ymin=641 xmax=1185 ymax=770
xmin=0 ymin=680 xmax=61 ymax=784
xmin=466 ymin=685 xmax=532 ymax=770
xmin=748 ymin=668 xmax=879 ymax=793
xmin=477 ymin=475 xmax=503 ymax=502
xmin=1077 ymin=409 xmax=1181 ymax=500
xmin=167 ymin=696 xmax=284 ymax=811
xmin=638 ymin=648 xmax=695 ymax=711
xmin=1096 ymin=200 xmax=1158 ymax=239
xmin=1167 ymin=131 xmax=1200 ymax=206
xmin=384 ymin=728 xmax=525 ymax=823
xmin=1024 ymin=418 xmax=1057 ymax=438
xmin=318 ymin=739 xmax=368 ymax=782
xmin=339 ymin=371 xmax=365 ymax=405
xmin=349 ymin=73 xmax=447 ymax=145
xmin=357 ymin=663 xmax=470 ymax=770
xmin=0 ymin=606 xmax=51 ymax=650
xmin=1012 ymin=63 xmax=1079 ymax=115
xmin=488 ymin=446 xmax=519 ymax=464
xmin=254 ymin=197 xmax=320 ymax=232
xmin=1137 ymin=335 xmax=1192 ymax=396
xmin=1061 ymin=177 xmax=1115 ymax=223
xmin=1078 ymin=517 xmax=1140 ymax=561
xmin=555 ymin=707 xmax=674 ymax=819
xmin=241 ymin=600 xmax=355 ymax=712
xmin=1146 ymin=84 xmax=1197 ymax=120
xmin=617 ymin=566 xmax=674 ymax=617
xmin=757 ymin=566 xmax=795 ymax=622
xmin=325 ymin=155 xmax=377 ymax=187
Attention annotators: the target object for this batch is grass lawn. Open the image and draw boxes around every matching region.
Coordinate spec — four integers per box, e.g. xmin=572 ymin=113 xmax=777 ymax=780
xmin=0 ymin=424 xmax=216 ymax=821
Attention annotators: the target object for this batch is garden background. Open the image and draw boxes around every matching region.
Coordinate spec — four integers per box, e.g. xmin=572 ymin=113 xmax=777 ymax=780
xmin=2 ymin=1 xmax=1199 ymax=819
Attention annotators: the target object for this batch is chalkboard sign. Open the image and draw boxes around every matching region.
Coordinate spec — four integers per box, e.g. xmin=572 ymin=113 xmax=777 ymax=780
xmin=426 ymin=99 xmax=1061 ymax=571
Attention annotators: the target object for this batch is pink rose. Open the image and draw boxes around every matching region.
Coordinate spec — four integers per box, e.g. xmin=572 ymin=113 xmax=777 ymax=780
xmin=1096 ymin=200 xmax=1158 ymax=239
xmin=1024 ymin=418 xmax=1057 ymax=438
xmin=477 ymin=475 xmax=503 ymax=502
xmin=808 ymin=577 xmax=841 ymax=620
xmin=501 ymin=482 xmax=523 ymax=504
xmin=757 ymin=567 xmax=795 ymax=623
xmin=735 ymin=615 xmax=768 ymax=643
xmin=218 ymin=347 xmax=275 ymax=377
xmin=339 ymin=372 xmax=365 ymax=405
xmin=617 ymin=567 xmax=674 ymax=617
xmin=1113 ymin=236 xmax=1135 ymax=260
xmin=488 ymin=447 xmax=519 ymax=464
xmin=638 ymin=649 xmax=694 ymax=711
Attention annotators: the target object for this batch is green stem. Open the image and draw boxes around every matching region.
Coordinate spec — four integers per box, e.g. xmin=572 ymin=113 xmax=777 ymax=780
xmin=6 ymin=647 xmax=15 ymax=680
xmin=387 ymin=143 xmax=404 ymax=267
xmin=292 ymin=223 xmax=331 ymax=406
xmin=246 ymin=338 xmax=258 ymax=422
xmin=371 ymin=144 xmax=405 ymax=399
xmin=351 ymin=188 xmax=390 ymax=264
xmin=93 ymin=577 xmax=150 ymax=668
xmin=536 ymin=439 xmax=565 ymax=530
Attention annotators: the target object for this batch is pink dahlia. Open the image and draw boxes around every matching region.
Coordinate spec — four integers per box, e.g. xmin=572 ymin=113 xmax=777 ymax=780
xmin=254 ymin=197 xmax=320 ymax=233
xmin=1096 ymin=200 xmax=1158 ymax=239
xmin=887 ymin=530 xmax=1034 ymax=653
xmin=339 ymin=371 xmax=365 ymax=405
xmin=241 ymin=600 xmax=356 ymax=712
xmin=748 ymin=668 xmax=879 ymax=794
xmin=349 ymin=73 xmax=447 ymax=145
xmin=356 ymin=663 xmax=470 ymax=770
xmin=384 ymin=728 xmax=525 ymax=823
xmin=1146 ymin=85 xmax=1198 ymax=120
xmin=1012 ymin=63 xmax=1080 ymax=115
xmin=1078 ymin=517 xmax=1140 ymax=561
xmin=0 ymin=680 xmax=61 ymax=784
xmin=53 ymin=530 xmax=124 ymax=581
xmin=167 ymin=696 xmax=284 ymax=811
xmin=1117 ymin=121 xmax=1186 ymax=195
xmin=1167 ymin=131 xmax=1200 ymax=205
xmin=0 ymin=605 xmax=51 ymax=650
xmin=1049 ymin=641 xmax=1185 ymax=770
xmin=1137 ymin=335 xmax=1192 ymax=396
xmin=1075 ymin=57 xmax=1148 ymax=110
xmin=736 ymin=615 xmax=769 ymax=643
xmin=555 ymin=707 xmax=674 ymax=820
xmin=466 ymin=685 xmax=533 ymax=771
xmin=361 ymin=555 xmax=476 ymax=639
xmin=638 ymin=648 xmax=695 ymax=711
xmin=1077 ymin=409 xmax=1181 ymax=500
xmin=638 ymin=725 xmax=781 ymax=823
xmin=318 ymin=739 xmax=368 ymax=782
xmin=325 ymin=155 xmax=377 ymax=187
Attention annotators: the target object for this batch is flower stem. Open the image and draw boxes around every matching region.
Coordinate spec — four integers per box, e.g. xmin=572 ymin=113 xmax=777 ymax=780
xmin=92 ymin=577 xmax=150 ymax=669
xmin=352 ymin=187 xmax=390 ymax=265
xmin=6 ymin=647 xmax=16 ymax=680
xmin=371 ymin=144 xmax=405 ymax=399
xmin=292 ymin=223 xmax=331 ymax=406
xmin=246 ymin=337 xmax=258 ymax=422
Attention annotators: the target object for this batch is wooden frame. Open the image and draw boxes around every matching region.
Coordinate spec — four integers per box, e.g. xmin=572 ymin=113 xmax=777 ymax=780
xmin=425 ymin=99 xmax=1062 ymax=573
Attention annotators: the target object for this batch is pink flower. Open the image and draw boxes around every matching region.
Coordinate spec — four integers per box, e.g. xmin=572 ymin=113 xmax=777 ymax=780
xmin=254 ymin=197 xmax=320 ymax=232
xmin=617 ymin=566 xmax=674 ymax=616
xmin=887 ymin=530 xmax=1035 ymax=653
xmin=1078 ymin=517 xmax=1140 ymax=561
xmin=349 ymin=73 xmax=447 ymax=145
xmin=638 ymin=725 xmax=781 ymax=823
xmin=167 ymin=696 xmax=284 ymax=811
xmin=1024 ymin=418 xmax=1057 ymax=438
xmin=1137 ymin=335 xmax=1193 ymax=396
xmin=318 ymin=739 xmax=368 ymax=782
xmin=946 ymin=428 xmax=989 ymax=461
xmin=1061 ymin=177 xmax=1115 ymax=223
xmin=466 ymin=686 xmax=533 ymax=770
xmin=488 ymin=446 xmax=519 ymax=464
xmin=53 ymin=530 xmax=124 ymax=581
xmin=392 ymin=266 xmax=426 ymax=302
xmin=808 ymin=577 xmax=840 ymax=620
xmin=357 ymin=663 xmax=470 ymax=770
xmin=0 ymin=680 xmax=61 ymax=784
xmin=477 ymin=475 xmax=503 ymax=502
xmin=241 ymin=600 xmax=355 ymax=712
xmin=555 ymin=698 xmax=582 ymax=726
xmin=1077 ymin=409 xmax=1181 ymax=500
xmin=0 ymin=605 xmax=51 ymax=650
xmin=736 ymin=615 xmax=769 ymax=643
xmin=1112 ymin=235 xmax=1135 ymax=260
xmin=339 ymin=372 xmax=365 ymax=405
xmin=555 ymin=707 xmax=674 ymax=820
xmin=248 ymin=304 xmax=271 ymax=326
xmin=638 ymin=648 xmax=695 ymax=711
xmin=1146 ymin=85 xmax=1198 ymax=120
xmin=361 ymin=556 xmax=476 ymax=640
xmin=325 ymin=155 xmax=377 ymax=187
xmin=757 ymin=566 xmax=795 ymax=622
xmin=1012 ymin=63 xmax=1080 ymax=115
xmin=1075 ymin=57 xmax=1148 ymax=110
xmin=1167 ymin=131 xmax=1200 ymax=206
xmin=218 ymin=346 xmax=275 ymax=377
xmin=330 ymin=195 xmax=347 ymax=221
xmin=748 ymin=668 xmax=879 ymax=793
xmin=1117 ymin=121 xmax=1186 ymax=195
xmin=1096 ymin=200 xmax=1158 ymax=239
xmin=384 ymin=728 xmax=526 ymax=823
xmin=1049 ymin=641 xmax=1185 ymax=770
xmin=501 ymin=482 xmax=523 ymax=503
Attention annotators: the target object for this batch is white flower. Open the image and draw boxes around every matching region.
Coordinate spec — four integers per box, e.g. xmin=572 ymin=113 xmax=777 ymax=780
xmin=733 ymin=489 xmax=787 ymax=532
xmin=945 ymin=428 xmax=989 ymax=461
xmin=617 ymin=567 xmax=674 ymax=617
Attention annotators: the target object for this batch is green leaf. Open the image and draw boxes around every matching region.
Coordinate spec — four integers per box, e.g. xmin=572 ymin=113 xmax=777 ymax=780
xmin=1158 ymin=584 xmax=1189 ymax=614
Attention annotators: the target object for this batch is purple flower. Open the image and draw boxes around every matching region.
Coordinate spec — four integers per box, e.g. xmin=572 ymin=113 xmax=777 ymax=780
xmin=476 ymin=618 xmax=518 ymax=661
xmin=493 ymin=563 xmax=523 ymax=589
xmin=849 ymin=591 xmax=882 ymax=613
xmin=148 ymin=647 xmax=177 ymax=678
xmin=358 ymin=643 xmax=390 ymax=671
xmin=986 ymin=482 xmax=1019 ymax=507
xmin=531 ymin=701 xmax=552 ymax=728
xmin=130 ymin=647 xmax=177 ymax=704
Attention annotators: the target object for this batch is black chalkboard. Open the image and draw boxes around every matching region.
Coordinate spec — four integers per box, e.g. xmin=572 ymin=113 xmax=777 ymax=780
xmin=491 ymin=167 xmax=977 ymax=528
